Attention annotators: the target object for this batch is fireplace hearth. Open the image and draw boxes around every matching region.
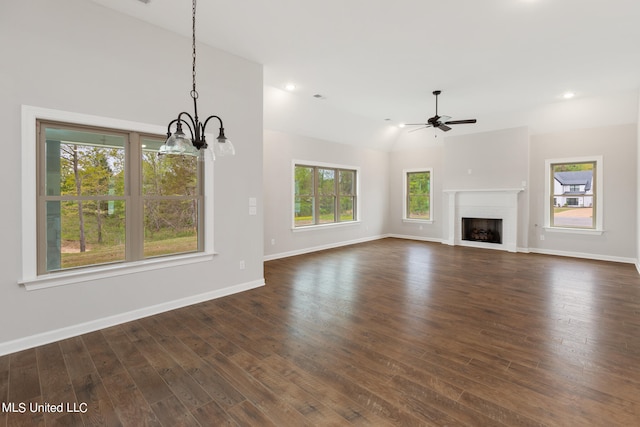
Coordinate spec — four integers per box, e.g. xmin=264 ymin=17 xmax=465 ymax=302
xmin=462 ymin=217 xmax=503 ymax=244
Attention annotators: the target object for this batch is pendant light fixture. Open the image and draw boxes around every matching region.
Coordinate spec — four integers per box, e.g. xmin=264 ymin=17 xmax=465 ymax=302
xmin=160 ymin=0 xmax=235 ymax=159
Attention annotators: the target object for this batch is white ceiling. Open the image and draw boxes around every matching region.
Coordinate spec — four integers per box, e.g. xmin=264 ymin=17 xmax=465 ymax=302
xmin=90 ymin=0 xmax=640 ymax=147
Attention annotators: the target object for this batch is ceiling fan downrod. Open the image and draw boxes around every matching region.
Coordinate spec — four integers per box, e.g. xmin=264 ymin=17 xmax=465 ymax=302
xmin=433 ymin=90 xmax=441 ymax=117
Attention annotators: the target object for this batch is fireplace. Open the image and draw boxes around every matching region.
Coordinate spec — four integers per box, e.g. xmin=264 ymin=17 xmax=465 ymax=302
xmin=444 ymin=188 xmax=523 ymax=252
xmin=462 ymin=218 xmax=502 ymax=244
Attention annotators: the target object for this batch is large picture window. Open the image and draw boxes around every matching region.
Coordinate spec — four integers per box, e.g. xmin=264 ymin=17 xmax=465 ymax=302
xmin=404 ymin=169 xmax=432 ymax=221
xmin=37 ymin=120 xmax=203 ymax=274
xmin=545 ymin=156 xmax=603 ymax=232
xmin=294 ymin=163 xmax=358 ymax=227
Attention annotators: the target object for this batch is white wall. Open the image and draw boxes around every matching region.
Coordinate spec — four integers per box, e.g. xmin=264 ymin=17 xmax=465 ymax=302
xmin=263 ymin=129 xmax=388 ymax=259
xmin=529 ymin=124 xmax=637 ymax=261
xmin=637 ymin=92 xmax=640 ymax=272
xmin=441 ymin=127 xmax=529 ymax=191
xmin=388 ymin=141 xmax=444 ymax=242
xmin=0 ymin=0 xmax=263 ymax=353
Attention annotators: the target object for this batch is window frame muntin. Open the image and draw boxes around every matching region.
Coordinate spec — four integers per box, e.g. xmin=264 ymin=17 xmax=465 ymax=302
xmin=21 ymin=105 xmax=215 ymax=290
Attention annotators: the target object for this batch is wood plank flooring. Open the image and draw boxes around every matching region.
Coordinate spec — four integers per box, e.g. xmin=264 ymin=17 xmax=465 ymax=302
xmin=2 ymin=238 xmax=640 ymax=426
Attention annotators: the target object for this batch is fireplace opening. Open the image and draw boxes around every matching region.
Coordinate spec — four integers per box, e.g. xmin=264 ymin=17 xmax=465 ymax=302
xmin=462 ymin=218 xmax=503 ymax=244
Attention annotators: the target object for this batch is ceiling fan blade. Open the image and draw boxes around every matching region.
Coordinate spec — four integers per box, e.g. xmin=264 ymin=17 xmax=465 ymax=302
xmin=438 ymin=124 xmax=452 ymax=132
xmin=404 ymin=123 xmax=429 ymax=126
xmin=444 ymin=119 xmax=477 ymax=125
xmin=408 ymin=126 xmax=431 ymax=133
xmin=440 ymin=115 xmax=451 ymax=122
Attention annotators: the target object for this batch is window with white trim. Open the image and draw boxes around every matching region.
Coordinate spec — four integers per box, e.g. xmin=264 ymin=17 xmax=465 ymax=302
xmin=37 ymin=120 xmax=203 ymax=274
xmin=545 ymin=156 xmax=603 ymax=232
xmin=293 ymin=163 xmax=358 ymax=227
xmin=404 ymin=169 xmax=433 ymax=222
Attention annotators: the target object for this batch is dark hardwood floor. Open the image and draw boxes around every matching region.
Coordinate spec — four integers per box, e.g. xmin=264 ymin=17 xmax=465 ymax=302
xmin=2 ymin=238 xmax=640 ymax=426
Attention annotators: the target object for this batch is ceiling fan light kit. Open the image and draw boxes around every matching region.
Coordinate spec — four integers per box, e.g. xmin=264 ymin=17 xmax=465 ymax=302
xmin=405 ymin=90 xmax=477 ymax=133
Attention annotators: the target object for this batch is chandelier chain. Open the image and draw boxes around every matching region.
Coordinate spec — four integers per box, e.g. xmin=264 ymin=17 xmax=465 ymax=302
xmin=191 ymin=0 xmax=198 ymax=99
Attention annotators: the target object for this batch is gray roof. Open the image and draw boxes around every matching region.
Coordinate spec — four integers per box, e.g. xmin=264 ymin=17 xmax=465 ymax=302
xmin=554 ymin=171 xmax=592 ymax=191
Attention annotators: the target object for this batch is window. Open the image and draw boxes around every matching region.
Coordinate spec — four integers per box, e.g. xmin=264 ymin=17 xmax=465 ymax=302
xmin=545 ymin=156 xmax=603 ymax=232
xmin=404 ymin=169 xmax=432 ymax=221
xmin=294 ymin=163 xmax=358 ymax=227
xmin=21 ymin=106 xmax=215 ymax=289
xmin=37 ymin=120 xmax=203 ymax=274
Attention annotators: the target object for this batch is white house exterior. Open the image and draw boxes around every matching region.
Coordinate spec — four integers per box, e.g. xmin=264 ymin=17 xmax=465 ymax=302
xmin=553 ymin=170 xmax=593 ymax=207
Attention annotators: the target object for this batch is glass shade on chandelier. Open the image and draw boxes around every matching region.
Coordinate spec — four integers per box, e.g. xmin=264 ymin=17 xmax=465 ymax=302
xmin=214 ymin=127 xmax=235 ymax=157
xmin=159 ymin=125 xmax=198 ymax=156
xmin=161 ymin=119 xmax=235 ymax=160
xmin=159 ymin=0 xmax=235 ymax=160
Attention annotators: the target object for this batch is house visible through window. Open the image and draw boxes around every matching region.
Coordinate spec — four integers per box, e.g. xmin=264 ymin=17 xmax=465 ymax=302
xmin=404 ymin=169 xmax=432 ymax=221
xmin=294 ymin=163 xmax=357 ymax=227
xmin=549 ymin=160 xmax=596 ymax=229
xmin=38 ymin=120 xmax=203 ymax=274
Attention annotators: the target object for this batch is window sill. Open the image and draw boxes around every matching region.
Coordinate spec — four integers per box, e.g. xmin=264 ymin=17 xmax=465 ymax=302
xmin=403 ymin=219 xmax=434 ymax=224
xmin=292 ymin=221 xmax=361 ymax=232
xmin=543 ymin=227 xmax=604 ymax=236
xmin=20 ymin=252 xmax=216 ymax=291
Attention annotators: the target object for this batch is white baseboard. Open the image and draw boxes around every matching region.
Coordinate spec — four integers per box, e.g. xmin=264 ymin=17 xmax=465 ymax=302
xmin=263 ymin=235 xmax=388 ymax=261
xmin=0 ymin=279 xmax=265 ymax=357
xmin=264 ymin=233 xmax=637 ymax=269
xmin=392 ymin=237 xmax=635 ymax=264
xmin=386 ymin=234 xmax=444 ymax=244
xmin=528 ymin=248 xmax=636 ymax=264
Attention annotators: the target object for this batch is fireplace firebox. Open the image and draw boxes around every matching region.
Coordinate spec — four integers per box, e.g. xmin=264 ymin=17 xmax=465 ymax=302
xmin=462 ymin=218 xmax=503 ymax=244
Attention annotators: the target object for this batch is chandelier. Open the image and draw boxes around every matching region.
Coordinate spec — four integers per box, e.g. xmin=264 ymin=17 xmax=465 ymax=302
xmin=160 ymin=0 xmax=235 ymax=159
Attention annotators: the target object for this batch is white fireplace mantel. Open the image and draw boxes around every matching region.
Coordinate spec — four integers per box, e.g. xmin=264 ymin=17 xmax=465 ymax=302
xmin=443 ymin=188 xmax=524 ymax=252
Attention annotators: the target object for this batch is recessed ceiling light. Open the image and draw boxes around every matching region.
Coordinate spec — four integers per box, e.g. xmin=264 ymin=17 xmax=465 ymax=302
xmin=562 ymin=92 xmax=576 ymax=99
xmin=398 ymin=123 xmax=406 ymax=128
xmin=285 ymin=83 xmax=297 ymax=91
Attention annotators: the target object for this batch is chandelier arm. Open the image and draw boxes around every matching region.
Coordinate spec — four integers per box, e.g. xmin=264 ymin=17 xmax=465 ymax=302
xmin=166 ymin=118 xmax=180 ymax=137
xmin=201 ymin=115 xmax=224 ymax=134
xmin=175 ymin=112 xmax=197 ymax=141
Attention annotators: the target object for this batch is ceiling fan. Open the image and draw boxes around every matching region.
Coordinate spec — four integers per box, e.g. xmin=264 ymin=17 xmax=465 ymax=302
xmin=405 ymin=90 xmax=477 ymax=132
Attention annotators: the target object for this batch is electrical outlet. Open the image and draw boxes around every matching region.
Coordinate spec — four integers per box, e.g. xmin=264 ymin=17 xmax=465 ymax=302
xmin=540 ymin=235 xmax=545 ymax=241
xmin=239 ymin=260 xmax=246 ymax=270
xmin=271 ymin=238 xmax=276 ymax=246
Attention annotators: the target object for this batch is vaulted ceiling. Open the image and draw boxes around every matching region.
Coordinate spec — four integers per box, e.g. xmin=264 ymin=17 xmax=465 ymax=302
xmin=91 ymin=0 xmax=640 ymax=148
